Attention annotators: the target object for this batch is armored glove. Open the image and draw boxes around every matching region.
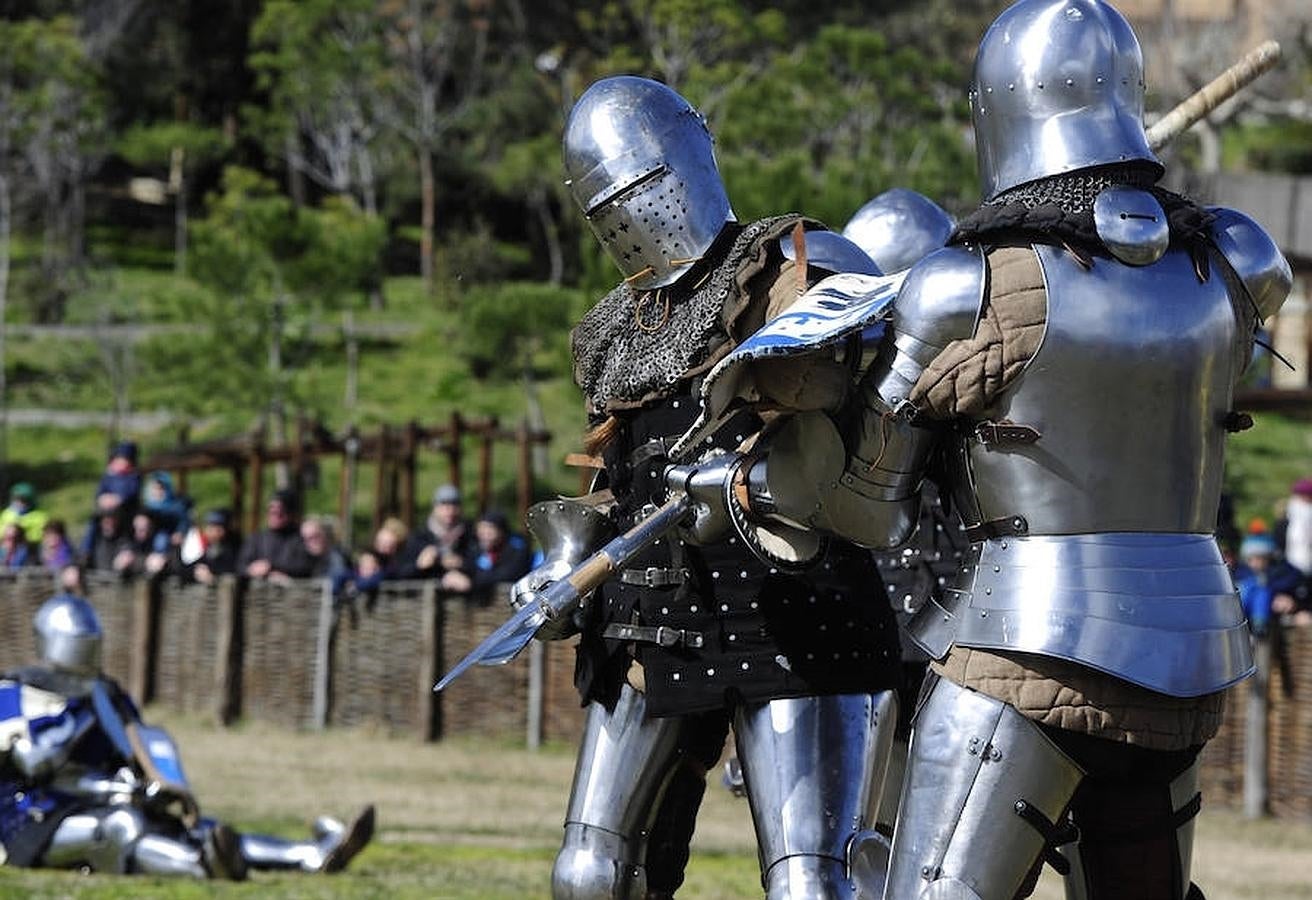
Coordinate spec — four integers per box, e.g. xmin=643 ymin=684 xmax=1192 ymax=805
xmin=663 ymin=451 xmax=746 ymax=545
xmin=508 ymin=560 xmax=585 ymax=641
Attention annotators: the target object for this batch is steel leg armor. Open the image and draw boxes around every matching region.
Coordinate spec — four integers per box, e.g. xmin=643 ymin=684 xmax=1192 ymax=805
xmin=884 ymin=678 xmax=1084 ymax=900
xmin=235 ymin=806 xmax=375 ymax=873
xmin=734 ymin=691 xmax=899 ymax=900
xmin=552 ymin=684 xmax=695 ymax=900
xmin=41 ymin=807 xmax=235 ymax=878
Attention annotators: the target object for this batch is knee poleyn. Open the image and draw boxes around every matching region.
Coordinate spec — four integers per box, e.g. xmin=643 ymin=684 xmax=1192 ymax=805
xmin=551 ymin=845 xmax=646 ymax=900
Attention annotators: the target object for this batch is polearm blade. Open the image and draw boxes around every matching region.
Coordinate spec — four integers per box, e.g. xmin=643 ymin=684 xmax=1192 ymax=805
xmin=432 ymin=601 xmax=547 ymax=692
xmin=433 ymin=493 xmax=694 ymax=692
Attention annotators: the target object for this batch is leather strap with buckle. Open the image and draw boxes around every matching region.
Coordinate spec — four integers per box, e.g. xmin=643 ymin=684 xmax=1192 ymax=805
xmin=974 ymin=420 xmax=1042 ymax=447
xmin=964 ymin=515 xmax=1029 ymax=543
xmin=620 ymin=566 xmax=688 ymax=588
xmin=602 ymin=623 xmax=705 ymax=648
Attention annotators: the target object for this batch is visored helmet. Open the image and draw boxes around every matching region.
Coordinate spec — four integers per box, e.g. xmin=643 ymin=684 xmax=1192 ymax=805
xmin=841 ymin=189 xmax=955 ymax=274
xmin=34 ymin=595 xmax=102 ymax=677
xmin=970 ymin=0 xmax=1161 ymax=200
xmin=563 ymin=76 xmax=734 ymax=291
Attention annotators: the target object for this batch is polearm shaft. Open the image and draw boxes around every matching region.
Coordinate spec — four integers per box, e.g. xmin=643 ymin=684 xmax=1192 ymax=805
xmin=1147 ymin=40 xmax=1282 ymax=151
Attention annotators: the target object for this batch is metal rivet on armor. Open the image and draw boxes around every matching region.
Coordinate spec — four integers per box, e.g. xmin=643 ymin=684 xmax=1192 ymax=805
xmin=993 ymin=565 xmax=1000 ymax=573
xmin=712 ymin=571 xmax=720 ymax=579
xmin=985 ymin=588 xmax=992 ymax=595
xmin=1014 ymin=800 xmax=1026 ymax=813
xmin=1037 ymin=81 xmax=1044 ymax=89
xmin=671 ymin=400 xmax=679 ymax=408
xmin=921 ymin=866 xmax=934 ymax=879
xmin=739 ymin=570 xmax=748 ymax=579
xmin=769 ymin=568 xmax=777 ymax=575
xmin=807 ymin=652 xmax=815 ymax=660
xmin=661 ymin=607 xmax=669 ymax=615
xmin=1008 ymin=82 xmax=1015 ymax=91
xmin=986 ymin=86 xmax=993 ymax=93
xmin=981 ymin=609 xmax=988 ymax=617
xmin=750 ymin=601 xmax=759 ymax=609
xmin=819 ymin=624 xmax=827 ymax=631
xmin=1000 ymin=541 xmax=1008 ymax=550
xmin=672 ymin=673 xmax=681 ymax=681
xmin=1065 ymin=78 xmax=1074 ymax=86
xmin=689 ymin=604 xmax=698 ymax=613
xmin=990 ymin=747 xmax=1002 ymax=761
xmin=706 ymin=667 xmax=715 ymax=676
xmin=833 ymin=653 xmax=841 ymax=659
xmin=721 ymin=603 xmax=729 ymax=612
xmin=729 ymin=634 xmax=737 ymax=641
xmin=1096 ymin=76 xmax=1104 ymax=84
xmin=735 ymin=434 xmax=744 ymax=442
xmin=741 ymin=662 xmax=749 ymax=670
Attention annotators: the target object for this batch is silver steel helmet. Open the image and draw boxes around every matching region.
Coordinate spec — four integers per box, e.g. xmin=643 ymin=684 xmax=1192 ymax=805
xmin=970 ymin=0 xmax=1162 ymax=200
xmin=841 ymin=189 xmax=955 ymax=274
xmin=563 ymin=75 xmax=734 ymax=291
xmin=34 ymin=595 xmax=103 ymax=677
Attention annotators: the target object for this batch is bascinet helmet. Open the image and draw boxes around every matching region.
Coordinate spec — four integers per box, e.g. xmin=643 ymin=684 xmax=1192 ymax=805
xmin=841 ymin=189 xmax=955 ymax=274
xmin=563 ymin=75 xmax=734 ymax=291
xmin=971 ymin=0 xmax=1161 ymax=201
xmin=34 ymin=595 xmax=103 ymax=677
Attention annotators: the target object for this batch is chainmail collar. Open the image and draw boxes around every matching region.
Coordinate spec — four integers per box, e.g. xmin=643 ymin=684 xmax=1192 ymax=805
xmin=573 ymin=215 xmax=803 ymax=415
xmin=951 ymin=163 xmax=1214 ymax=258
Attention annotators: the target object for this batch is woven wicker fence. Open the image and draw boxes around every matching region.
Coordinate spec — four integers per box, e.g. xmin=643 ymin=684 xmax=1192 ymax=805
xmin=0 ymin=573 xmax=584 ymax=744
xmin=9 ymin=570 xmax=1304 ymax=817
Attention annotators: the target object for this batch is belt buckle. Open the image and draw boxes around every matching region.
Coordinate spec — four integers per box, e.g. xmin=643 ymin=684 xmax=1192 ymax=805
xmin=641 ymin=567 xmax=662 ymax=587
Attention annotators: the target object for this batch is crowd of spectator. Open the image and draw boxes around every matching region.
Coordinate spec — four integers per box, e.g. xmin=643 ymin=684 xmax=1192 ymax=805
xmin=0 ymin=441 xmax=534 ymax=604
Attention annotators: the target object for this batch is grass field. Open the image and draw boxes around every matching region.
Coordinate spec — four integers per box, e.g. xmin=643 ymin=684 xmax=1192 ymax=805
xmin=0 ymin=711 xmax=1309 ymax=899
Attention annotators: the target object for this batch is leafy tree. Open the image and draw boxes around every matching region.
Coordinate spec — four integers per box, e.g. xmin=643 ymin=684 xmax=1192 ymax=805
xmin=249 ymin=0 xmax=389 ymax=215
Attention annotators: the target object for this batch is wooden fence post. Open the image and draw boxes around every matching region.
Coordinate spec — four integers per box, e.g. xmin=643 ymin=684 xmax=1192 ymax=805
xmin=516 ymin=420 xmax=533 ymax=525
xmin=447 ymin=412 xmax=464 ymax=496
xmin=214 ymin=576 xmax=243 ymax=726
xmin=1244 ymin=631 xmax=1271 ymax=819
xmin=248 ymin=431 xmax=266 ymax=538
xmin=311 ymin=579 xmax=335 ymax=730
xmin=527 ymin=639 xmax=544 ymax=751
xmin=402 ymin=420 xmax=418 ymax=528
xmin=373 ymin=425 xmax=390 ymax=533
xmin=129 ymin=578 xmax=159 ymax=705
xmin=479 ymin=421 xmax=495 ymax=513
xmin=417 ymin=582 xmax=442 ymax=742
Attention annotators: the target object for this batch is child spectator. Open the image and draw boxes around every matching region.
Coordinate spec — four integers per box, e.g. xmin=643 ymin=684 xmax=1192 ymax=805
xmin=39 ymin=520 xmax=73 ymax=574
xmin=0 ymin=523 xmax=33 ymax=571
xmin=440 ymin=510 xmax=531 ymax=602
xmin=1235 ymin=533 xmax=1309 ymax=634
xmin=0 ymin=483 xmax=47 ymax=545
xmin=143 ymin=471 xmax=192 ymax=552
xmin=237 ymin=490 xmax=313 ymax=582
xmin=350 ymin=518 xmax=409 ymax=595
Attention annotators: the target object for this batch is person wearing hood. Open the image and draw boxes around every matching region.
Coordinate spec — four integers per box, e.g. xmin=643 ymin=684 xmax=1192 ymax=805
xmin=0 ymin=483 xmax=48 ymax=545
xmin=142 ymin=472 xmax=191 ymax=553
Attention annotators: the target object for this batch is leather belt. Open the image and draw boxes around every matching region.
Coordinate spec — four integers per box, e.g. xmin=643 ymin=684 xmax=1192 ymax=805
xmin=620 ymin=566 xmax=687 ymax=587
xmin=964 ymin=515 xmax=1029 ymax=543
xmin=974 ymin=420 xmax=1042 ymax=446
xmin=602 ymin=623 xmax=705 ymax=648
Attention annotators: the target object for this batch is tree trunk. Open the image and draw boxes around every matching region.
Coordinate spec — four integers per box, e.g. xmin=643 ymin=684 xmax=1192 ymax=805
xmin=286 ymin=132 xmax=306 ymax=208
xmin=174 ymin=164 xmax=188 ymax=276
xmin=532 ymin=188 xmax=564 ymax=286
xmin=419 ymin=146 xmax=435 ymax=295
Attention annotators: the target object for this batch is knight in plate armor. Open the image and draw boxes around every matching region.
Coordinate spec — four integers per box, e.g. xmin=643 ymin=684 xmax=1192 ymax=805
xmin=663 ymin=3 xmax=1292 ymax=898
xmin=0 ymin=593 xmax=375 ymax=880
xmin=534 ymin=75 xmax=908 ymax=900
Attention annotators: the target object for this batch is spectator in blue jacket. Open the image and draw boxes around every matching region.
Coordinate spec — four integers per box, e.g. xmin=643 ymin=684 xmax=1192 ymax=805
xmin=81 ymin=442 xmax=142 ymax=559
xmin=1235 ymin=533 xmax=1310 ymax=634
xmin=440 ymin=510 xmax=532 ymax=602
xmin=143 ymin=471 xmax=191 ymax=553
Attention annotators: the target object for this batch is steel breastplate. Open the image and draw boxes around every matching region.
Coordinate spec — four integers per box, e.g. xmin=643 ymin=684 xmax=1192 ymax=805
xmin=916 ymin=244 xmax=1253 ymax=698
xmin=961 ymin=243 xmax=1237 ymax=534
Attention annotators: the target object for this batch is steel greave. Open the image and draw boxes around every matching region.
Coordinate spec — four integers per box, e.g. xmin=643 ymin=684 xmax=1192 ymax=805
xmin=885 ymin=678 xmax=1084 ymax=900
xmin=734 ymin=691 xmax=899 ymax=899
xmin=553 ymin=684 xmax=688 ymax=899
